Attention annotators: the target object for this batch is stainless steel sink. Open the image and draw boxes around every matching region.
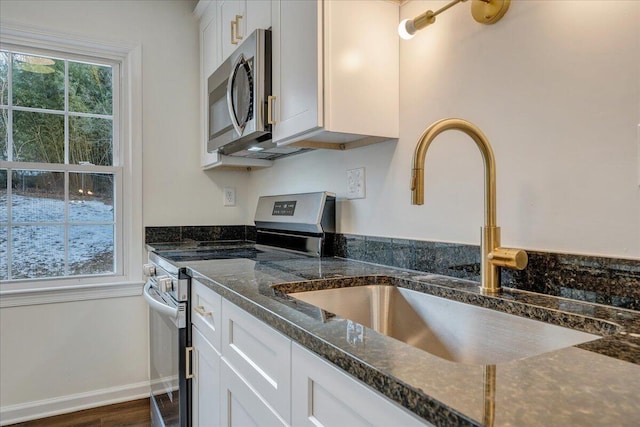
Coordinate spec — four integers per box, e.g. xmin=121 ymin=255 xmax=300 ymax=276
xmin=288 ymin=285 xmax=600 ymax=365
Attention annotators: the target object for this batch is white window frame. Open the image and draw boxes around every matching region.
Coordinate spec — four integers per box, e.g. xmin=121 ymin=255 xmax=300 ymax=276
xmin=0 ymin=23 xmax=143 ymax=307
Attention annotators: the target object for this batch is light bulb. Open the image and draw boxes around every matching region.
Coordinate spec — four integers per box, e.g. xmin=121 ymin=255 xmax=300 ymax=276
xmin=398 ymin=18 xmax=416 ymax=40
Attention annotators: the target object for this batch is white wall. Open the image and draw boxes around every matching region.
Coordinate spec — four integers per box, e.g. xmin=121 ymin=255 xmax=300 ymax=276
xmin=248 ymin=0 xmax=640 ymax=259
xmin=0 ymin=0 xmax=245 ymax=421
xmin=0 ymin=297 xmax=149 ymax=415
xmin=1 ymin=0 xmax=251 ymax=227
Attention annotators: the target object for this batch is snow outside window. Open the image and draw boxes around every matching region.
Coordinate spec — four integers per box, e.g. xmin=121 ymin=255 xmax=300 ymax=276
xmin=0 ymin=48 xmax=122 ymax=283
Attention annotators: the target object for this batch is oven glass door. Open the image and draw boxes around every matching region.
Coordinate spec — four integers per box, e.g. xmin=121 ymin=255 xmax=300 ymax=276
xmin=146 ymin=282 xmax=188 ymax=427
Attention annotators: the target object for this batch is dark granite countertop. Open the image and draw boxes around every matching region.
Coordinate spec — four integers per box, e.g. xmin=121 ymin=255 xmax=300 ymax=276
xmin=150 ymin=243 xmax=640 ymax=426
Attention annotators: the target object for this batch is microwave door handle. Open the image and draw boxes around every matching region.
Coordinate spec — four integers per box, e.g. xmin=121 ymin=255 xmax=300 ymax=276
xmin=143 ymin=281 xmax=179 ymax=319
xmin=227 ymin=54 xmax=246 ymax=137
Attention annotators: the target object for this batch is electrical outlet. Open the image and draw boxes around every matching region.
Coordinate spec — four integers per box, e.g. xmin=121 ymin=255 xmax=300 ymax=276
xmin=347 ymin=167 xmax=366 ymax=199
xmin=223 ymin=187 xmax=236 ymax=206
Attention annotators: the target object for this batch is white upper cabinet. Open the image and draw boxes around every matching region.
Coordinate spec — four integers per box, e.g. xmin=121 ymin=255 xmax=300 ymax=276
xmin=245 ymin=0 xmax=272 ymax=42
xmin=219 ymin=0 xmax=271 ymax=63
xmin=200 ymin=2 xmax=219 ymax=80
xmin=196 ymin=0 xmax=398 ymax=169
xmin=219 ymin=0 xmax=245 ymax=62
xmin=271 ymin=0 xmax=399 ymax=149
xmin=197 ymin=1 xmax=221 ymax=169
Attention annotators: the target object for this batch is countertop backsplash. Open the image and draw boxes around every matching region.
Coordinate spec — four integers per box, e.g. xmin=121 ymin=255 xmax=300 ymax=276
xmin=332 ymin=234 xmax=640 ymax=311
xmin=145 ymin=226 xmax=640 ymax=310
xmin=145 ymin=225 xmax=256 ymax=244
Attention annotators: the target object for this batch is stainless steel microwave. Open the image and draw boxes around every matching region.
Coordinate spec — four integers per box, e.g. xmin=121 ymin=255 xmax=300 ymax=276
xmin=207 ymin=29 xmax=272 ymax=155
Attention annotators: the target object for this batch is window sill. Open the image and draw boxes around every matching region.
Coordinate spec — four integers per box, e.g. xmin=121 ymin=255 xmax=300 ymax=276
xmin=0 ymin=281 xmax=144 ymax=308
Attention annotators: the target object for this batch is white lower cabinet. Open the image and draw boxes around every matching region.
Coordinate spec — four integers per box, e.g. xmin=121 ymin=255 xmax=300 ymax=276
xmin=192 ymin=291 xmax=429 ymax=427
xmin=192 ymin=280 xmax=223 ymax=350
xmin=191 ymin=281 xmax=222 ymax=427
xmin=291 ymin=344 xmax=429 ymax=427
xmin=221 ymin=299 xmax=292 ymax=423
xmin=192 ymin=326 xmax=221 ymax=427
xmin=221 ymin=359 xmax=288 ymax=427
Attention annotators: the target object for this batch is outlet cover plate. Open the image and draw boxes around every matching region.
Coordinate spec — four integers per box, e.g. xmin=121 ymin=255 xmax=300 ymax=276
xmin=223 ymin=187 xmax=236 ymax=206
xmin=347 ymin=167 xmax=366 ymax=199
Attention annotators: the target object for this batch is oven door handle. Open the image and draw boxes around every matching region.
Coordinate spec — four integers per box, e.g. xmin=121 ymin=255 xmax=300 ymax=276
xmin=143 ymin=281 xmax=179 ymax=319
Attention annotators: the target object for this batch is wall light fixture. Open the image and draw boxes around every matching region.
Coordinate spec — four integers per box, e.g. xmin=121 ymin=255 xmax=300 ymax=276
xmin=13 ymin=54 xmax=56 ymax=74
xmin=398 ymin=0 xmax=511 ymax=40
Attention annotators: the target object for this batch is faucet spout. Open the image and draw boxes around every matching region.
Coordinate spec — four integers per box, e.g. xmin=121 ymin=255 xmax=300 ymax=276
xmin=411 ymin=118 xmax=527 ymax=293
xmin=412 ymin=118 xmax=497 ymax=227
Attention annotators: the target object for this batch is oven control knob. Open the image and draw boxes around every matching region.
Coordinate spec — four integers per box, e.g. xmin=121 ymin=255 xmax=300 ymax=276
xmin=143 ymin=264 xmax=156 ymax=277
xmin=158 ymin=276 xmax=174 ymax=293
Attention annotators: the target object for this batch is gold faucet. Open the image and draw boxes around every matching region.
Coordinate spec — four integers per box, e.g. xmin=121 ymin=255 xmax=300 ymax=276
xmin=411 ymin=118 xmax=527 ymax=294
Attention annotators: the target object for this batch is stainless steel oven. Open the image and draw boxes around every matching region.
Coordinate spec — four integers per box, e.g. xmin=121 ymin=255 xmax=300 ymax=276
xmin=143 ymin=262 xmax=190 ymax=427
xmin=143 ymin=191 xmax=336 ymax=426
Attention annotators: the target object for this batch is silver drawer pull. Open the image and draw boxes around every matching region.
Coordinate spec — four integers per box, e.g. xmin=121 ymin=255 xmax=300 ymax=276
xmin=195 ymin=305 xmax=212 ymax=316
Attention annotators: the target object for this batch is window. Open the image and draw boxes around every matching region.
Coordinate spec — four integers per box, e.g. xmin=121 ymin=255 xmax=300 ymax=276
xmin=0 ymin=25 xmax=142 ymax=303
xmin=1 ymin=49 xmax=120 ymax=282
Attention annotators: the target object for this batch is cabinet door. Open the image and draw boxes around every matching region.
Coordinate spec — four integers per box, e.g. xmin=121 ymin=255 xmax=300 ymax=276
xmin=219 ymin=0 xmax=246 ymax=63
xmin=292 ymin=344 xmax=429 ymax=427
xmin=219 ymin=0 xmax=271 ymax=64
xmin=271 ymin=0 xmax=322 ymax=144
xmin=192 ymin=327 xmax=221 ymax=427
xmin=220 ymin=360 xmax=287 ymax=427
xmin=221 ymin=300 xmax=291 ymax=423
xmin=201 ymin=2 xmax=220 ymax=79
xmin=199 ymin=1 xmax=221 ymax=168
xmin=322 ymin=0 xmax=399 ymax=139
xmin=246 ymin=0 xmax=271 ymax=37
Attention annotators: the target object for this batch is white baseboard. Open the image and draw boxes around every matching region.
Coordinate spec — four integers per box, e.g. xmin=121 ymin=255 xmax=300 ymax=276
xmin=0 ymin=381 xmax=150 ymax=426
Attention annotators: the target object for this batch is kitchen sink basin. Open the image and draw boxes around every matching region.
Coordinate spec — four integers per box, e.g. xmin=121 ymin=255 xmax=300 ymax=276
xmin=287 ymin=284 xmax=601 ymax=365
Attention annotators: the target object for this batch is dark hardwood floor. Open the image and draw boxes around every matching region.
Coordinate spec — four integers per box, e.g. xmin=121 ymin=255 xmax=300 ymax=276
xmin=7 ymin=398 xmax=151 ymax=427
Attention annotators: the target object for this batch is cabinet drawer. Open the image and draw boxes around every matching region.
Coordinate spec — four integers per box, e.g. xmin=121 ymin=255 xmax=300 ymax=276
xmin=191 ymin=280 xmax=222 ymax=353
xmin=292 ymin=343 xmax=429 ymax=427
xmin=221 ymin=359 xmax=287 ymax=427
xmin=222 ymin=299 xmax=291 ymax=423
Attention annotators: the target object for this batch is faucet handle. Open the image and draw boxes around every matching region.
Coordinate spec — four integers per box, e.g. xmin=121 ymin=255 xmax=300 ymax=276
xmin=488 ymin=247 xmax=528 ymax=270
